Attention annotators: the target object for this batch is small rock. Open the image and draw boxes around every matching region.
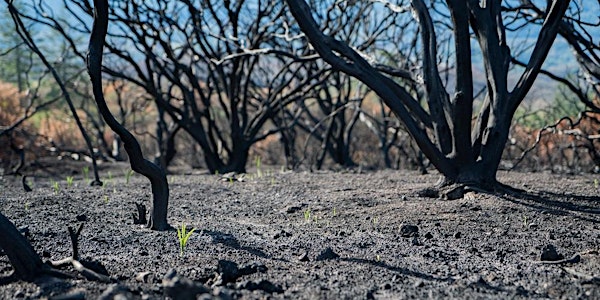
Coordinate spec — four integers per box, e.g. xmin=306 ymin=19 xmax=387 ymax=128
xmin=237 ymin=280 xmax=284 ymax=293
xmin=414 ymin=280 xmax=425 ymax=288
xmin=366 ymin=290 xmax=375 ymax=299
xmin=98 ymin=285 xmax=132 ymax=300
xmin=454 ymin=232 xmax=462 ymax=239
xmin=239 ymin=262 xmax=267 ymax=276
xmin=76 ymin=214 xmax=88 ymax=222
xmin=417 ymin=188 xmax=438 ymax=198
xmin=400 ymin=224 xmax=419 ymax=237
xmin=316 ymin=247 xmax=340 ymax=261
xmin=135 ymin=271 xmax=153 ymax=283
xmin=162 ymin=269 xmax=210 ymax=299
xmin=424 ymin=232 xmax=434 ymax=239
xmin=216 ymin=260 xmax=240 ymax=284
xmin=541 ymin=244 xmax=564 ymax=261
xmin=298 ymin=251 xmax=310 ymax=262
xmin=284 ymin=205 xmax=302 ymax=213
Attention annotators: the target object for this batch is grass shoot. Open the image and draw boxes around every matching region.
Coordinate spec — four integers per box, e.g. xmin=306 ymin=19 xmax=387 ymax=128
xmin=177 ymin=223 xmax=196 ymax=256
xmin=51 ymin=180 xmax=60 ymax=194
xmin=125 ymin=169 xmax=134 ymax=184
xmin=304 ymin=208 xmax=311 ymax=222
xmin=82 ymin=166 xmax=89 ymax=182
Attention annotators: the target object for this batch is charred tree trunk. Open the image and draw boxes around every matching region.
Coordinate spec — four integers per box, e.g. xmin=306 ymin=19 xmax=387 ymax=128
xmin=88 ymin=0 xmax=169 ymax=230
xmin=0 ymin=212 xmax=44 ymax=281
xmin=285 ymin=0 xmax=570 ymax=192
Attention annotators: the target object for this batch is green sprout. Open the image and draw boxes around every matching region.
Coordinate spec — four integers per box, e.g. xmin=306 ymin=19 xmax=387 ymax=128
xmin=255 ymin=156 xmax=262 ymax=178
xmin=124 ymin=169 xmax=134 ymax=184
xmin=82 ymin=166 xmax=89 ymax=182
xmin=376 ymin=254 xmax=381 ymax=262
xmin=594 ymin=178 xmax=599 ymax=189
xmin=332 ymin=207 xmax=337 ymax=217
xmin=270 ymin=177 xmax=275 ymax=185
xmin=177 ymin=223 xmax=196 ymax=256
xmin=66 ymin=176 xmax=74 ymax=187
xmin=50 ymin=180 xmax=60 ymax=194
xmin=304 ymin=208 xmax=311 ymax=222
xmin=104 ymin=195 xmax=109 ymax=204
xmin=24 ymin=202 xmax=30 ymax=212
xmin=522 ymin=215 xmax=529 ymax=228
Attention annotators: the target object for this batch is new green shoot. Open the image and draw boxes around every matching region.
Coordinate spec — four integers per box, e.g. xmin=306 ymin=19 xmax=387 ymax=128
xmin=66 ymin=176 xmax=74 ymax=187
xmin=104 ymin=195 xmax=109 ymax=204
xmin=177 ymin=223 xmax=196 ymax=256
xmin=304 ymin=208 xmax=311 ymax=222
xmin=594 ymin=178 xmax=599 ymax=189
xmin=255 ymin=156 xmax=262 ymax=178
xmin=82 ymin=166 xmax=89 ymax=182
xmin=124 ymin=169 xmax=134 ymax=184
xmin=51 ymin=180 xmax=60 ymax=194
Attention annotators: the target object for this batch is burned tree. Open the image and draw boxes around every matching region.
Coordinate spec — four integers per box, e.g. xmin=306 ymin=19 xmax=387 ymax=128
xmin=32 ymin=0 xmax=325 ymax=173
xmin=88 ymin=0 xmax=169 ymax=230
xmin=5 ymin=1 xmax=103 ymax=186
xmin=285 ymin=0 xmax=571 ymax=192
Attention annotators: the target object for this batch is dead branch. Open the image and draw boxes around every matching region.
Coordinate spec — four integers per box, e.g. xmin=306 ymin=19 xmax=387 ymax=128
xmin=132 ymin=203 xmax=147 ymax=225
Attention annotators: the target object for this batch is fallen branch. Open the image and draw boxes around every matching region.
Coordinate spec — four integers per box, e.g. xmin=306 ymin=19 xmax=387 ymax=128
xmin=49 ymin=223 xmax=113 ymax=283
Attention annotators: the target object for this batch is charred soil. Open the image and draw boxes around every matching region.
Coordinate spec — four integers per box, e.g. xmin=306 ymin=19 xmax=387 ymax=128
xmin=0 ymin=161 xmax=599 ymax=299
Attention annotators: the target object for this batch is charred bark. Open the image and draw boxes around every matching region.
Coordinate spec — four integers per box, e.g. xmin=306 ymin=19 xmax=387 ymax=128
xmin=0 ymin=212 xmax=44 ymax=281
xmin=87 ymin=0 xmax=169 ymax=230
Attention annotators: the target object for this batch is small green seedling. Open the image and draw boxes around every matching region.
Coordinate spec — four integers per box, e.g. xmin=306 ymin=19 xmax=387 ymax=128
xmin=124 ymin=169 xmax=134 ymax=184
xmin=522 ymin=215 xmax=529 ymax=228
xmin=594 ymin=178 xmax=599 ymax=189
xmin=104 ymin=195 xmax=109 ymax=204
xmin=376 ymin=254 xmax=381 ymax=262
xmin=304 ymin=208 xmax=311 ymax=222
xmin=66 ymin=176 xmax=74 ymax=187
xmin=255 ymin=156 xmax=262 ymax=178
xmin=270 ymin=177 xmax=275 ymax=185
xmin=332 ymin=207 xmax=337 ymax=217
xmin=51 ymin=180 xmax=60 ymax=194
xmin=24 ymin=202 xmax=30 ymax=211
xmin=177 ymin=223 xmax=196 ymax=256
xmin=82 ymin=166 xmax=89 ymax=182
